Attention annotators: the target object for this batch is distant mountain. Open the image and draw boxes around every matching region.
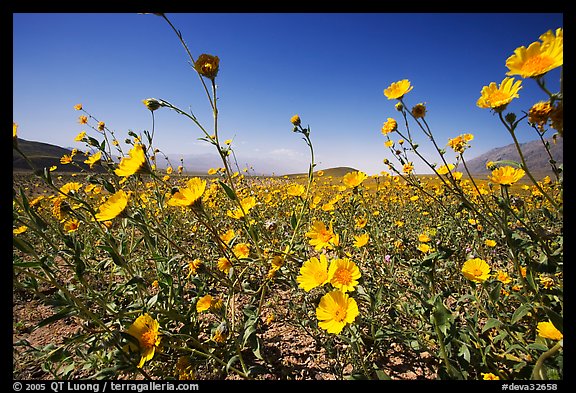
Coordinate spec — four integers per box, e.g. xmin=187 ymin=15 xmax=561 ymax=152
xmin=465 ymin=137 xmax=563 ymax=177
xmin=282 ymin=166 xmax=359 ymax=179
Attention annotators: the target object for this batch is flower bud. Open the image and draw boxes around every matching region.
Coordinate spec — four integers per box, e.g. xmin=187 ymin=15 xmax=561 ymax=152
xmin=290 ymin=114 xmax=301 ymax=126
xmin=505 ymin=112 xmax=517 ymax=124
xmin=142 ymin=98 xmax=162 ymax=111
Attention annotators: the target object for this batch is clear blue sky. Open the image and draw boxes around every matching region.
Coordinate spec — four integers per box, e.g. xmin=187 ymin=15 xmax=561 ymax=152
xmin=13 ymin=12 xmax=563 ymax=175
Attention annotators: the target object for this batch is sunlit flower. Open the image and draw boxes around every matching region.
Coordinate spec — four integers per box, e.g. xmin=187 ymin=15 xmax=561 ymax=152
xmin=74 ymin=131 xmax=86 ymax=142
xmin=403 ymin=162 xmax=414 ymax=174
xmin=78 ymin=115 xmax=88 ymax=124
xmin=328 ymin=258 xmax=361 ymax=292
xmin=217 ymin=257 xmax=232 ymax=274
xmin=297 ymin=254 xmax=329 ymax=291
xmin=484 ymin=239 xmax=497 ymax=247
xmin=506 ymin=28 xmax=563 ymax=78
xmin=353 ymin=233 xmax=369 ymax=248
xmin=384 ymin=79 xmax=413 ymax=100
xmin=476 ymin=77 xmax=522 ymax=112
xmin=196 ymin=295 xmax=213 ymax=313
xmin=355 ymin=216 xmax=368 ymax=229
xmin=481 ymin=373 xmax=500 ymax=380
xmin=95 ymin=190 xmax=129 ymax=221
xmin=411 ymin=103 xmax=427 ymax=118
xmin=462 ymin=258 xmax=491 ymax=283
xmin=60 ymin=154 xmax=73 ymax=164
xmin=13 ymin=225 xmax=28 ymax=235
xmin=316 ymin=290 xmax=359 ymax=334
xmin=227 ymin=196 xmax=256 ymax=219
xmin=305 ymin=221 xmax=339 ymax=251
xmin=287 ymin=183 xmax=305 ymax=197
xmin=167 ymin=178 xmax=206 ymax=208
xmin=97 ymin=121 xmax=105 ymax=131
xmin=60 ymin=182 xmax=83 ymax=197
xmin=489 ymin=166 xmax=526 ymax=186
xmin=437 ymin=163 xmax=455 ymax=175
xmin=538 ymin=274 xmax=555 ymax=289
xmin=537 ymin=321 xmax=562 ymax=340
xmin=342 ymin=171 xmax=368 ymax=189
xmin=64 ymin=218 xmax=80 ymax=233
xmin=417 ymin=243 xmax=432 ymax=253
xmin=232 ymin=243 xmax=250 ymax=259
xmin=74 ymin=103 xmax=83 ymax=111
xmin=125 ymin=313 xmax=161 ymax=368
xmin=186 ymin=259 xmax=203 ymax=278
xmin=115 ymin=144 xmax=149 ymax=177
xmin=384 ymin=140 xmax=394 ymax=148
xmin=447 ymin=133 xmax=474 ymax=154
xmin=495 ymin=270 xmax=512 ymax=284
xmin=220 ymin=229 xmax=235 ymax=244
xmin=381 ymin=118 xmax=398 ymax=135
xmin=194 ymin=53 xmax=220 ymax=80
xmin=84 ymin=151 xmax=102 ymax=169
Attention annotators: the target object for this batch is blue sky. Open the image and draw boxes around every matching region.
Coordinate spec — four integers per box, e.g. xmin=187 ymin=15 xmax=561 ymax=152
xmin=13 ymin=12 xmax=563 ymax=175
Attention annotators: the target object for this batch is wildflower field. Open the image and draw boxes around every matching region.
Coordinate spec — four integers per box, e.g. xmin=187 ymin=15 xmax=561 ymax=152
xmin=13 ymin=15 xmax=563 ymax=381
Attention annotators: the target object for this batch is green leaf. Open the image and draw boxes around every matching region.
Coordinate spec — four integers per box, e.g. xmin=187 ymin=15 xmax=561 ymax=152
xmin=458 ymin=343 xmax=471 ymax=363
xmin=290 ymin=211 xmax=297 ymax=230
xmin=226 ymin=355 xmax=240 ymax=372
xmin=482 ymin=318 xmax=502 ymax=333
xmin=375 ymin=369 xmax=392 ymax=380
xmin=146 ymin=294 xmax=158 ymax=310
xmin=511 ymin=303 xmax=532 ymax=324
xmin=36 ymin=308 xmax=76 ymax=329
xmin=13 ymin=237 xmax=36 ymax=255
xmin=432 ymin=295 xmax=453 ymax=336
xmin=218 ymin=181 xmax=237 ymax=201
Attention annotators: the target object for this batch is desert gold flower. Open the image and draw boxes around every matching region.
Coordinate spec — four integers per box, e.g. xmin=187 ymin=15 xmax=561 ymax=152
xmin=287 ymin=183 xmax=305 ymax=197
xmin=290 ymin=114 xmax=301 ymax=126
xmin=537 ymin=321 xmax=563 ymax=340
xmin=227 ymin=196 xmax=256 ymax=219
xmin=418 ymin=233 xmax=431 ymax=243
xmin=328 ymin=258 xmax=361 ymax=292
xmin=232 ymin=243 xmax=250 ymax=259
xmin=305 ymin=221 xmax=339 ymax=251
xmin=476 ymin=77 xmax=522 ymax=112
xmin=217 ymin=257 xmax=232 ymax=274
xmin=84 ymin=151 xmax=102 ymax=169
xmin=528 ymin=101 xmax=553 ymax=129
xmin=355 ymin=216 xmax=368 ymax=229
xmin=97 ymin=121 xmax=105 ymax=131
xmin=194 ymin=54 xmax=220 ymax=79
xmin=74 ymin=131 xmax=86 ymax=141
xmin=74 ymin=103 xmax=83 ymax=111
xmin=186 ymin=259 xmax=203 ymax=278
xmin=437 ymin=163 xmax=455 ymax=175
xmin=447 ymin=133 xmax=474 ymax=153
xmin=196 ymin=295 xmax=213 ymax=313
xmin=417 ymin=243 xmax=431 ymax=253
xmin=384 ymin=140 xmax=394 ymax=148
xmin=353 ymin=233 xmax=369 ymax=248
xmin=506 ymin=28 xmax=563 ymax=78
xmin=342 ymin=171 xmax=368 ymax=189
xmin=95 ymin=190 xmax=129 ymax=221
xmin=489 ymin=166 xmax=525 ymax=186
xmin=78 ymin=115 xmax=88 ymax=124
xmin=115 ymin=144 xmax=149 ymax=177
xmin=403 ymin=162 xmax=414 ymax=174
xmin=125 ymin=313 xmax=161 ymax=368
xmin=481 ymin=373 xmax=500 ymax=380
xmin=484 ymin=239 xmax=497 ymax=247
xmin=167 ymin=178 xmax=206 ymax=208
xmin=316 ymin=290 xmax=359 ymax=334
xmin=381 ymin=118 xmax=398 ymax=135
xmin=220 ymin=229 xmax=235 ymax=244
xmin=60 ymin=154 xmax=73 ymax=164
xmin=64 ymin=218 xmax=80 ymax=233
xmin=462 ymin=258 xmax=491 ymax=283
xmin=495 ymin=270 xmax=512 ymax=284
xmin=60 ymin=182 xmax=83 ymax=197
xmin=297 ymin=254 xmax=329 ymax=291
xmin=384 ymin=79 xmax=413 ymax=100
xmin=13 ymin=225 xmax=28 ymax=235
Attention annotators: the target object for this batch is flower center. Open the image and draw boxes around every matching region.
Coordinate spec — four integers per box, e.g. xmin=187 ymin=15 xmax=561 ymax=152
xmin=141 ymin=330 xmax=158 ymax=349
xmin=522 ymin=55 xmax=554 ymax=75
xmin=332 ymin=305 xmax=347 ymax=322
xmin=333 ymin=268 xmax=352 ymax=285
xmin=472 ymin=268 xmax=483 ymax=277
